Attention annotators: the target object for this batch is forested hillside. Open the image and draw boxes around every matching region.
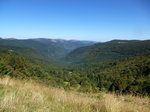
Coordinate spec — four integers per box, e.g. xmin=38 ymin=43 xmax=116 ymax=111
xmin=65 ymin=40 xmax=150 ymax=64
xmin=70 ymin=54 xmax=150 ymax=95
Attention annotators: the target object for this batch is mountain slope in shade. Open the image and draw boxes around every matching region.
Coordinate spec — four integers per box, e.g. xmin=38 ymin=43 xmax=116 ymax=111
xmin=0 ymin=45 xmax=56 ymax=65
xmin=64 ymin=40 xmax=150 ymax=64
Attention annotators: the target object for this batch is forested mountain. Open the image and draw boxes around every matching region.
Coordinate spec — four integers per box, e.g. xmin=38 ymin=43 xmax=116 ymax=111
xmin=0 ymin=38 xmax=95 ymax=60
xmin=64 ymin=40 xmax=150 ymax=64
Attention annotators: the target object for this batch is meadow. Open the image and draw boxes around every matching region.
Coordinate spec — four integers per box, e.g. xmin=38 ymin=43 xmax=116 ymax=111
xmin=0 ymin=77 xmax=149 ymax=112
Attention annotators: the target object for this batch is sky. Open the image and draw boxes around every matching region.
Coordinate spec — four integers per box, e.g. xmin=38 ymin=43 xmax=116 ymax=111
xmin=0 ymin=0 xmax=150 ymax=41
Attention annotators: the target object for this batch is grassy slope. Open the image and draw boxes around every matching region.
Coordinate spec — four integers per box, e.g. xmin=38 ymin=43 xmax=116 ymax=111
xmin=0 ymin=77 xmax=149 ymax=112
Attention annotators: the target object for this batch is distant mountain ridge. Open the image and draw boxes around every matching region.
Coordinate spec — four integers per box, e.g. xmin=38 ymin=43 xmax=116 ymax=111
xmin=0 ymin=38 xmax=96 ymax=60
xmin=1 ymin=38 xmax=150 ymax=65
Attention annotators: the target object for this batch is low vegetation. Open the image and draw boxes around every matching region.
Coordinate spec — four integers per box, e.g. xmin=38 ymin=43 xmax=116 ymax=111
xmin=0 ymin=77 xmax=150 ymax=112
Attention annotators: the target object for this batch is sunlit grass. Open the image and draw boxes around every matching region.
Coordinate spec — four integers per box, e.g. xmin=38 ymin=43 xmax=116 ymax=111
xmin=0 ymin=77 xmax=149 ymax=112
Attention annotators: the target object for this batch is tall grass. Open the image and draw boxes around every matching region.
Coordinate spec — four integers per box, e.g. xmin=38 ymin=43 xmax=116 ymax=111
xmin=0 ymin=77 xmax=149 ymax=112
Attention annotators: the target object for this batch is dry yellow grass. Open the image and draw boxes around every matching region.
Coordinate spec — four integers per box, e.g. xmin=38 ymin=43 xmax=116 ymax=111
xmin=0 ymin=77 xmax=149 ymax=112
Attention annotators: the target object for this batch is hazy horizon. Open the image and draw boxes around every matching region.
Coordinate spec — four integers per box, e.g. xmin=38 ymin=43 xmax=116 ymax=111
xmin=0 ymin=0 xmax=150 ymax=41
xmin=1 ymin=36 xmax=150 ymax=43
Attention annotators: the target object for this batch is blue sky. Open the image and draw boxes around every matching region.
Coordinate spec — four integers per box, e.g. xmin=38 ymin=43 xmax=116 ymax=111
xmin=0 ymin=0 xmax=150 ymax=41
